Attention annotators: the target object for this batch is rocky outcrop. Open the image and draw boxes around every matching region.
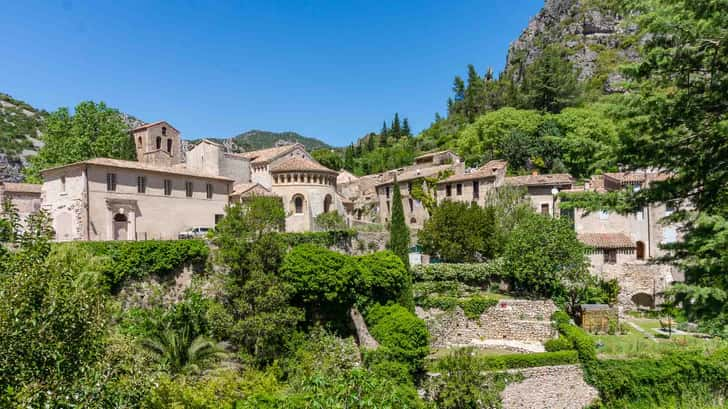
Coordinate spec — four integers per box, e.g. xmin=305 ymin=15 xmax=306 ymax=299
xmin=505 ymin=0 xmax=638 ymax=92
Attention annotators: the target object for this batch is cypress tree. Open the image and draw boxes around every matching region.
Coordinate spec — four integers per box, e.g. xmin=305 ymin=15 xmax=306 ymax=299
xmin=388 ymin=178 xmax=413 ymax=310
xmin=379 ymin=122 xmax=388 ymax=147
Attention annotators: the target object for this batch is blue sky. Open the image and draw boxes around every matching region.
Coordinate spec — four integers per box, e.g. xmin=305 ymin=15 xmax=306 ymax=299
xmin=1 ymin=1 xmax=542 ymax=146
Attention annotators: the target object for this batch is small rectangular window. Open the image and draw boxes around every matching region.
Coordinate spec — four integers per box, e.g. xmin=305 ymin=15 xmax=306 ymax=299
xmin=386 ymin=186 xmax=390 ymax=198
xmin=137 ymin=176 xmax=146 ymax=193
xmin=541 ymin=203 xmax=550 ymax=215
xmin=164 ymin=179 xmax=172 ymax=196
xmin=206 ymin=183 xmax=213 ymax=199
xmin=408 ymin=198 xmax=414 ymax=212
xmin=408 ymin=182 xmax=412 ymax=193
xmin=106 ymin=173 xmax=117 ymax=192
xmin=604 ymin=249 xmax=617 ymax=264
xmin=456 ymin=183 xmax=462 ymax=196
xmin=472 ymin=181 xmax=479 ymax=199
xmin=185 ymin=181 xmax=193 ymax=197
xmin=446 ymin=184 xmax=452 ymax=197
xmin=60 ymin=175 xmax=66 ymax=192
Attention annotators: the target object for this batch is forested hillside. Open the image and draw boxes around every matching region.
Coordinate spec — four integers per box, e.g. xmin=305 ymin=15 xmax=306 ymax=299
xmin=338 ymin=0 xmax=640 ymax=178
xmin=0 ymin=93 xmax=46 ymax=182
xmin=197 ymin=130 xmax=332 ymax=154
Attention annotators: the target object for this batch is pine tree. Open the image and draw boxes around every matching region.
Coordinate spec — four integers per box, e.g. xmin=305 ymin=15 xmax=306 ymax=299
xmin=402 ymin=118 xmax=411 ymax=137
xmin=521 ymin=45 xmax=580 ymax=113
xmin=464 ymin=64 xmax=485 ymax=122
xmin=391 ymin=113 xmax=401 ymax=138
xmin=344 ymin=144 xmax=355 ymax=170
xmin=379 ymin=122 xmax=388 ymax=147
xmin=388 ymin=178 xmax=413 ymax=309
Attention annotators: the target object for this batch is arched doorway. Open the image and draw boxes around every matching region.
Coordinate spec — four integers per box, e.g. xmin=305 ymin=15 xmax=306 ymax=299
xmin=636 ymin=241 xmax=645 ymax=260
xmin=113 ymin=213 xmax=128 ymax=240
xmin=323 ymin=194 xmax=332 ymax=213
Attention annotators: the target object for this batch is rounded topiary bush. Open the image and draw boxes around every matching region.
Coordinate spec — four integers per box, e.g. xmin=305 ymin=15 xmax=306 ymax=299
xmin=544 ymin=336 xmax=573 ymax=352
xmin=366 ymin=304 xmax=429 ymax=373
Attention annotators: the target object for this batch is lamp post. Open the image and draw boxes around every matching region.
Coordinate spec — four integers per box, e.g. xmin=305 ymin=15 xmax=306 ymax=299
xmin=551 ymin=187 xmax=559 ymax=218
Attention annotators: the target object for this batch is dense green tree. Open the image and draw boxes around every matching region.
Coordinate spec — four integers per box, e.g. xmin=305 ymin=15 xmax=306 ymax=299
xmin=418 ymin=201 xmax=500 ymax=263
xmin=344 ymin=144 xmax=355 ymax=170
xmin=0 ymin=197 xmax=20 ymax=243
xmin=314 ymin=211 xmax=347 ymax=231
xmin=25 ymin=101 xmax=136 ymax=183
xmin=520 ymin=45 xmax=581 ymax=113
xmin=388 ymin=179 xmax=410 ymax=269
xmin=616 ymin=0 xmax=728 ymax=335
xmin=503 ymin=212 xmax=592 ymax=312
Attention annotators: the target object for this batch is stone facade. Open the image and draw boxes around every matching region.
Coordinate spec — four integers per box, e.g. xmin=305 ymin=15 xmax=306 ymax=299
xmin=132 ymin=121 xmax=183 ymax=167
xmin=416 ymin=299 xmax=558 ymax=349
xmin=0 ymin=182 xmax=42 ymax=228
xmin=42 ymin=159 xmax=232 ymax=241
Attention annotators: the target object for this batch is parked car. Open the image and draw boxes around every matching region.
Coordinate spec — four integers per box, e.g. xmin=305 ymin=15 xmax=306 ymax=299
xmin=178 ymin=227 xmax=211 ymax=239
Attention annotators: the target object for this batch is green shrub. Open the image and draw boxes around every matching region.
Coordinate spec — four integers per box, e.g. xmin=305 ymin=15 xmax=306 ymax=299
xmin=544 ymin=337 xmax=574 ymax=352
xmin=477 ymin=350 xmax=579 ymax=370
xmin=458 ymin=295 xmax=498 ymax=319
xmin=366 ymin=304 xmax=430 ymax=374
xmin=552 ymin=310 xmax=571 ymax=326
xmin=558 ymin=322 xmax=596 ymax=363
xmin=279 ymin=230 xmax=356 ymax=249
xmin=65 ymin=240 xmax=209 ymax=290
xmin=412 ymin=260 xmax=506 ymax=286
xmin=418 ymin=295 xmax=459 ymax=311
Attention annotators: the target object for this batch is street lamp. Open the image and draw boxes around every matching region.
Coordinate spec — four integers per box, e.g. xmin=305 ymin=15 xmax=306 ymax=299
xmin=551 ymin=187 xmax=559 ymax=217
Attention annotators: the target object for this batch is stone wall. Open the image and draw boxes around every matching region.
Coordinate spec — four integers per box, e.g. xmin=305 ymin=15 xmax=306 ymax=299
xmin=596 ymin=262 xmax=677 ymax=308
xmin=351 ymin=231 xmax=388 ymax=254
xmin=500 ymin=365 xmax=599 ymax=409
xmin=417 ymin=299 xmax=557 ymax=349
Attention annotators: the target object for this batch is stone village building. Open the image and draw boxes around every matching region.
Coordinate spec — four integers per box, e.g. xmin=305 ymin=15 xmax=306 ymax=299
xmin=5 ymin=119 xmax=682 ymax=308
xmin=40 ymin=121 xmax=348 ymax=240
xmin=0 ymin=182 xmax=42 ymax=229
xmin=358 ymin=151 xmax=682 ymax=309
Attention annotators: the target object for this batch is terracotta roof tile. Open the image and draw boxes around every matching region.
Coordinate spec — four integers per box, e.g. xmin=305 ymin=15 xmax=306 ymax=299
xmin=578 ymin=233 xmax=634 ymax=249
xmin=239 ymin=144 xmax=303 ymax=164
xmin=40 ymin=158 xmax=233 ymax=181
xmin=231 ymin=182 xmax=273 ymax=196
xmin=131 ymin=120 xmax=180 ymax=134
xmin=269 ymin=157 xmax=338 ymax=174
xmin=603 ymin=171 xmax=670 ymax=184
xmin=414 ymin=150 xmax=457 ymax=160
xmin=1 ymin=182 xmax=41 ymax=193
xmin=505 ymin=173 xmax=574 ymax=187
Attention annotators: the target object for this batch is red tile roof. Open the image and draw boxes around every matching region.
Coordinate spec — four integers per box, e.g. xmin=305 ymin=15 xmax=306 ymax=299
xmin=578 ymin=233 xmax=635 ymax=249
xmin=239 ymin=144 xmax=304 ymax=165
xmin=269 ymin=157 xmax=337 ymax=174
xmin=131 ymin=120 xmax=180 ymax=134
xmin=40 ymin=158 xmax=233 ymax=181
xmin=438 ymin=160 xmax=507 ymax=184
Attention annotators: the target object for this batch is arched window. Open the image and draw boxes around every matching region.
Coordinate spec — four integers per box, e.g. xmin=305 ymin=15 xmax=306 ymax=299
xmin=162 ymin=126 xmax=167 ymax=136
xmin=294 ymin=195 xmax=304 ymax=214
xmin=636 ymin=241 xmax=646 ymax=260
xmin=113 ymin=213 xmax=128 ymax=222
xmin=167 ymin=138 xmax=172 ymax=153
xmin=156 ymin=136 xmax=162 ymax=150
xmin=137 ymin=136 xmax=142 ymax=146
xmin=324 ymin=194 xmax=332 ymax=213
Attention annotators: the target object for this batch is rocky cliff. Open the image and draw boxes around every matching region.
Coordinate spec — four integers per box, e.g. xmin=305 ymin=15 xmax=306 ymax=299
xmin=504 ymin=0 xmax=638 ymax=93
xmin=0 ymin=93 xmax=45 ymax=182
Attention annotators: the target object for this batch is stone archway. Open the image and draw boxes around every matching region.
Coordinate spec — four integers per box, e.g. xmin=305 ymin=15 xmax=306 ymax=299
xmin=630 ymin=292 xmax=654 ymax=308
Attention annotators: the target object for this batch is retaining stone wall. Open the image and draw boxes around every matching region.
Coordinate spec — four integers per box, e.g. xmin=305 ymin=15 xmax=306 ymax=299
xmin=501 ymin=365 xmax=599 ymax=409
xmin=417 ymin=299 xmax=558 ymax=349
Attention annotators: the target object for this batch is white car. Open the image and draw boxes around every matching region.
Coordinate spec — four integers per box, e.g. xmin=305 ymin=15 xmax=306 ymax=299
xmin=178 ymin=227 xmax=211 ymax=239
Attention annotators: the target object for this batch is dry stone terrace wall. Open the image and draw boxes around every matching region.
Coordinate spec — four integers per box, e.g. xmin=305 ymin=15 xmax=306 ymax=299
xmin=500 ymin=365 xmax=599 ymax=409
xmin=417 ymin=299 xmax=557 ymax=349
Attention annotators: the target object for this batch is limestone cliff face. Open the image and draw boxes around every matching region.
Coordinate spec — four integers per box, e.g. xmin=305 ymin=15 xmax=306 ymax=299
xmin=504 ymin=0 xmax=638 ymax=92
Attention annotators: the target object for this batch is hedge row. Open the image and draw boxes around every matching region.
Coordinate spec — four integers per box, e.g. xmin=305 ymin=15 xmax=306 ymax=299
xmin=412 ymin=260 xmax=505 ymax=285
xmin=586 ymin=349 xmax=728 ymax=408
xmin=61 ymin=239 xmax=209 ymax=290
xmin=479 ymin=350 xmax=579 ymax=370
xmin=279 ymin=230 xmax=356 ymax=249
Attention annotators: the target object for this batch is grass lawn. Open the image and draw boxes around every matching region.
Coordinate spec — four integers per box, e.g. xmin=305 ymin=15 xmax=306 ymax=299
xmin=592 ymin=325 xmax=727 ymax=359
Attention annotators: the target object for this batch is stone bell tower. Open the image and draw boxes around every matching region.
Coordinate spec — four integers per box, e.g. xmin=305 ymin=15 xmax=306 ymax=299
xmin=131 ymin=121 xmax=182 ymax=167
